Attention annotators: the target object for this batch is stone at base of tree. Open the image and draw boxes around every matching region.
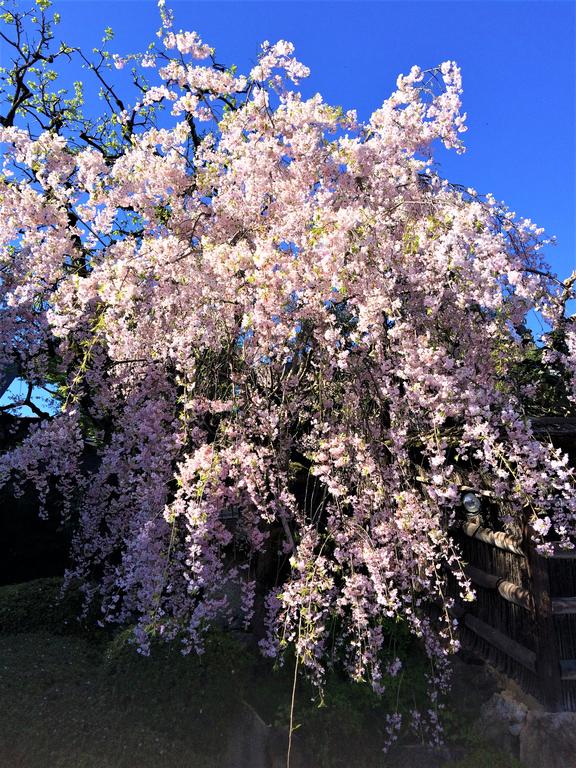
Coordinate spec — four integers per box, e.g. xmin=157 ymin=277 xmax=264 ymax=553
xmin=519 ymin=712 xmax=576 ymax=768
xmin=222 ymin=700 xmax=307 ymax=768
xmin=477 ymin=690 xmax=528 ymax=754
xmin=221 ymin=701 xmax=269 ymax=768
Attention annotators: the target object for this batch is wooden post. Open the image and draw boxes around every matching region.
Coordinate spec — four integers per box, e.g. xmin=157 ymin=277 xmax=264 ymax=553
xmin=527 ymin=539 xmax=564 ymax=711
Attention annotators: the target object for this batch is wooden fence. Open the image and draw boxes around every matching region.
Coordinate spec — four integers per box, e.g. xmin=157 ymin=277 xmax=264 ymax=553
xmin=449 ymin=419 xmax=576 ymax=711
xmin=451 ymin=525 xmax=576 ymax=711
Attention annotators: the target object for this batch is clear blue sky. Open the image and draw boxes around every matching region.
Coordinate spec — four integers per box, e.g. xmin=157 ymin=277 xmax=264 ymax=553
xmin=43 ymin=0 xmax=575 ymax=281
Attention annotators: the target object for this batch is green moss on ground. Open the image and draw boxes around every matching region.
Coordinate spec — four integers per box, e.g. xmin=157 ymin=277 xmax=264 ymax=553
xmin=0 ymin=577 xmax=80 ymax=634
xmin=0 ymin=578 xmax=525 ymax=768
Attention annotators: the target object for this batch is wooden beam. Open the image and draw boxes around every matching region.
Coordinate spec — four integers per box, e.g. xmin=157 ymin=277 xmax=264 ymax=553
xmin=462 ymin=522 xmax=525 ymax=556
xmin=497 ymin=580 xmax=533 ymax=611
xmin=465 ymin=565 xmax=532 ymax=610
xmin=560 ymin=660 xmax=576 ymax=681
xmin=531 ymin=417 xmax=576 ymax=439
xmin=465 ymin=564 xmax=500 ymax=590
xmin=552 ymin=597 xmax=576 ymax=615
xmin=464 ymin=614 xmax=536 ymax=672
xmin=549 ymin=544 xmax=576 ymax=559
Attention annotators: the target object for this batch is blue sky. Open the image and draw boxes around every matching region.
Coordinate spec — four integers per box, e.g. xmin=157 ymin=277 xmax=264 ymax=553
xmin=43 ymin=0 xmax=574 ymax=281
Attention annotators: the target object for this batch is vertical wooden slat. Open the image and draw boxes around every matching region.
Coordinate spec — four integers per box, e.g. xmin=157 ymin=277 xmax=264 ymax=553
xmin=528 ymin=540 xmax=564 ymax=711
